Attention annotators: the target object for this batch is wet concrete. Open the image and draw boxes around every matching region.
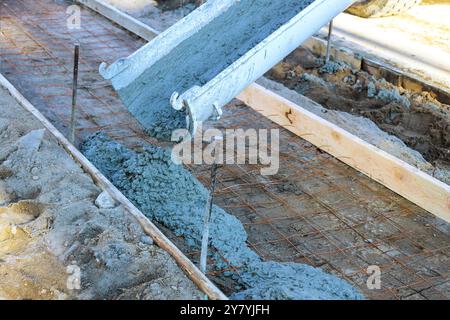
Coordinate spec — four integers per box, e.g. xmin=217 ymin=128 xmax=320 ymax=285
xmin=116 ymin=0 xmax=314 ymax=139
xmin=81 ymin=132 xmax=364 ymax=300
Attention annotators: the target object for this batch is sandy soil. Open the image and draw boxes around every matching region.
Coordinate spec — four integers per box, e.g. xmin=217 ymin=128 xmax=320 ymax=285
xmin=1 ymin=0 xmax=447 ymax=300
xmin=0 ymin=86 xmax=202 ymax=300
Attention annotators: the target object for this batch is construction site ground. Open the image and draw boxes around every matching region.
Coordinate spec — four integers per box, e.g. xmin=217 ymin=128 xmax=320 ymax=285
xmin=104 ymin=0 xmax=450 ymax=89
xmin=0 ymin=85 xmax=202 ymax=299
xmin=0 ymin=0 xmax=449 ymax=300
xmin=319 ymin=0 xmax=450 ymax=89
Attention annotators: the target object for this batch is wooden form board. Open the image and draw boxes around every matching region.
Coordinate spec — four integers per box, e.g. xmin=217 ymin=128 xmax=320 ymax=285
xmin=76 ymin=0 xmax=450 ymax=221
xmin=0 ymin=73 xmax=228 ymax=300
xmin=238 ymin=84 xmax=450 ymax=222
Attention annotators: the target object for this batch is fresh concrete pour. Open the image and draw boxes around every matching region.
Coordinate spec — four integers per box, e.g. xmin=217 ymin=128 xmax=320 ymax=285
xmin=258 ymin=77 xmax=450 ymax=184
xmin=114 ymin=0 xmax=314 ymax=139
xmin=82 ymin=132 xmax=364 ymax=300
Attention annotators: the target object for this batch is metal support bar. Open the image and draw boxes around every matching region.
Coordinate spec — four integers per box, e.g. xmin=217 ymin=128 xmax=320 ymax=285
xmin=70 ymin=44 xmax=80 ymax=144
xmin=325 ymin=19 xmax=333 ymax=64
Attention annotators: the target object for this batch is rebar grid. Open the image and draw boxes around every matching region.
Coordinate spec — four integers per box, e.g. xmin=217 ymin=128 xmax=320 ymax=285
xmin=0 ymin=0 xmax=448 ymax=300
xmin=187 ymin=102 xmax=449 ymax=299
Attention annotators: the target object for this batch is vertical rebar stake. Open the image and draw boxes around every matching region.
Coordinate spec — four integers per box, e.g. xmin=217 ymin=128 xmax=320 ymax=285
xmin=200 ymin=161 xmax=219 ymax=274
xmin=200 ymin=137 xmax=221 ymax=300
xmin=325 ymin=19 xmax=333 ymax=64
xmin=70 ymin=44 xmax=80 ymax=144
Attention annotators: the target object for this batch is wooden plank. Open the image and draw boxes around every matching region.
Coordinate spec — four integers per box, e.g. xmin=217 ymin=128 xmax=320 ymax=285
xmin=0 ymin=73 xmax=228 ymax=300
xmin=237 ymin=84 xmax=450 ymax=222
xmin=76 ymin=0 xmax=159 ymax=40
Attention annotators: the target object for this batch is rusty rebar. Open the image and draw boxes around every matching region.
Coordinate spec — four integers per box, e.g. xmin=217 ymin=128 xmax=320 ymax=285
xmin=69 ymin=43 xmax=79 ymax=144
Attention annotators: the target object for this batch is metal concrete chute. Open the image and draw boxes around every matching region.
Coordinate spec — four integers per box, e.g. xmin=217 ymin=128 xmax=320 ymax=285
xmin=100 ymin=0 xmax=356 ymax=138
xmin=99 ymin=0 xmax=235 ymax=83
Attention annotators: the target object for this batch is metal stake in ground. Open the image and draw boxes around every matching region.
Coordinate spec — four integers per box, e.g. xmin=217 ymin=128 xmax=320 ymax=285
xmin=69 ymin=44 xmax=80 ymax=144
xmin=199 ymin=138 xmax=222 ymax=280
xmin=325 ymin=19 xmax=333 ymax=64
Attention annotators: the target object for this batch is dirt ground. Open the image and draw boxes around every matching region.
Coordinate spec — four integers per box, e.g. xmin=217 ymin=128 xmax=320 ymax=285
xmin=266 ymin=47 xmax=450 ymax=180
xmin=0 ymin=86 xmax=202 ymax=300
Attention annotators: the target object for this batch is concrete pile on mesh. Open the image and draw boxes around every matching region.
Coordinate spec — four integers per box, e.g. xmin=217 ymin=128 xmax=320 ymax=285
xmin=81 ymin=132 xmax=364 ymax=300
